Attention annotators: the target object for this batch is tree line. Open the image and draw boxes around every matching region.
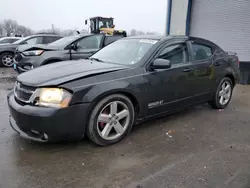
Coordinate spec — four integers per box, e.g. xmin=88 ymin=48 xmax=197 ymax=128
xmin=0 ymin=19 xmax=160 ymax=37
xmin=0 ymin=19 xmax=32 ymax=37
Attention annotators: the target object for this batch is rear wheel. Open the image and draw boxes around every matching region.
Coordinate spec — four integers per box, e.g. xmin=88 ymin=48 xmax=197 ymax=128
xmin=86 ymin=94 xmax=135 ymax=146
xmin=208 ymin=77 xmax=233 ymax=109
xmin=0 ymin=52 xmax=14 ymax=67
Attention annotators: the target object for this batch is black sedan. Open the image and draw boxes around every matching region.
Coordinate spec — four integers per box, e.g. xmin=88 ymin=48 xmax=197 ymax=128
xmin=7 ymin=35 xmax=240 ymax=146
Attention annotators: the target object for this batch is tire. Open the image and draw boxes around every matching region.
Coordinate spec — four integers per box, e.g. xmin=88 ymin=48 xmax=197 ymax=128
xmin=208 ymin=77 xmax=233 ymax=109
xmin=86 ymin=94 xmax=135 ymax=146
xmin=0 ymin=52 xmax=14 ymax=67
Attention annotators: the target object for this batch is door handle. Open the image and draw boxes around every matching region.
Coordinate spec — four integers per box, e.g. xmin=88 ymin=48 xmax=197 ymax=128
xmin=183 ymin=68 xmax=193 ymax=72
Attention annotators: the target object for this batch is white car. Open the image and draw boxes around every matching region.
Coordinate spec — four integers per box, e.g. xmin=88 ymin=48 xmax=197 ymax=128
xmin=0 ymin=37 xmax=22 ymax=44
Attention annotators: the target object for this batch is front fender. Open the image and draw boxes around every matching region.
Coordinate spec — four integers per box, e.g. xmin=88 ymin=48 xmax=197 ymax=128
xmin=81 ymin=80 xmax=136 ymax=103
xmin=42 ymin=57 xmax=64 ymax=65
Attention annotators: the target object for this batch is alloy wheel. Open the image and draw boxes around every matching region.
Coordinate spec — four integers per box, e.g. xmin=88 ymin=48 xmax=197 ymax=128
xmin=97 ymin=101 xmax=130 ymax=141
xmin=218 ymin=80 xmax=232 ymax=105
xmin=2 ymin=55 xmax=14 ymax=67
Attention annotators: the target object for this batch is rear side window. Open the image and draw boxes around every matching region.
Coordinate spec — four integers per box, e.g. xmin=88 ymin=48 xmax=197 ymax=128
xmin=192 ymin=43 xmax=213 ymax=61
xmin=0 ymin=38 xmax=17 ymax=44
xmin=104 ymin=36 xmax=123 ymax=46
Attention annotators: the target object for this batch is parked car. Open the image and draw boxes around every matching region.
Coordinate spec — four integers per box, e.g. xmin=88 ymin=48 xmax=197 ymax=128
xmin=0 ymin=34 xmax=61 ymax=67
xmin=13 ymin=34 xmax=124 ymax=73
xmin=0 ymin=37 xmax=22 ymax=44
xmin=7 ymin=35 xmax=240 ymax=146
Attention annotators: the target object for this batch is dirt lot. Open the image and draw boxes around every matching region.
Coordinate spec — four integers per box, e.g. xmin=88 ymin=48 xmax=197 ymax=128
xmin=0 ymin=80 xmax=250 ymax=188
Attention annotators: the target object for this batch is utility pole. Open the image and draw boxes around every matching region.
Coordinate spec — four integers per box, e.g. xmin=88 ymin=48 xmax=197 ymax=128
xmin=52 ymin=24 xmax=55 ymax=33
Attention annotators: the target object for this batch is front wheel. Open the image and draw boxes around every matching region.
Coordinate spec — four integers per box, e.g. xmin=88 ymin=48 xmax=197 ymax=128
xmin=208 ymin=77 xmax=233 ymax=109
xmin=86 ymin=94 xmax=135 ymax=146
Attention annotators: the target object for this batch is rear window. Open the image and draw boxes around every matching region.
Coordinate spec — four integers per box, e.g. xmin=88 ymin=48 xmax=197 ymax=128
xmin=0 ymin=38 xmax=15 ymax=44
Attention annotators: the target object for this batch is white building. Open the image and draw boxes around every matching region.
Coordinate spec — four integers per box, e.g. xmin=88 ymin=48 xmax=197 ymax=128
xmin=166 ymin=0 xmax=250 ymax=84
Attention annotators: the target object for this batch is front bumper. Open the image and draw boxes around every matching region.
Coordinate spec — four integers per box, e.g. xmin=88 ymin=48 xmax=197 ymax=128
xmin=14 ymin=54 xmax=45 ymax=74
xmin=14 ymin=62 xmax=32 ymax=74
xmin=7 ymin=92 xmax=90 ymax=142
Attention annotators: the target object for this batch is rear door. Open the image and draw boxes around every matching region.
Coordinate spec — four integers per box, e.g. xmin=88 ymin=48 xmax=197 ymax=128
xmin=71 ymin=35 xmax=104 ymax=60
xmin=187 ymin=40 xmax=220 ymax=100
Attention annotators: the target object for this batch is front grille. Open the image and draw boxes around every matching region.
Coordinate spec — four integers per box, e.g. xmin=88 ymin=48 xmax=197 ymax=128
xmin=14 ymin=82 xmax=36 ymax=103
xmin=14 ymin=53 xmax=22 ymax=62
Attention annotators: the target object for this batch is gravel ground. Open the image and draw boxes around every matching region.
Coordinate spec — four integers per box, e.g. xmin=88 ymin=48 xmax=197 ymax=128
xmin=0 ymin=81 xmax=250 ymax=188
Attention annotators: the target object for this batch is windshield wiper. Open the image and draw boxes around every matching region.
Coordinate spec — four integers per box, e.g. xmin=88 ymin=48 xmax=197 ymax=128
xmin=88 ymin=57 xmax=104 ymax=62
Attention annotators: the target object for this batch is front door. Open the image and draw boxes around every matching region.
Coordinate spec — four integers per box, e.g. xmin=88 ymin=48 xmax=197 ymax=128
xmin=144 ymin=42 xmax=196 ymax=117
xmin=71 ymin=35 xmax=103 ymax=60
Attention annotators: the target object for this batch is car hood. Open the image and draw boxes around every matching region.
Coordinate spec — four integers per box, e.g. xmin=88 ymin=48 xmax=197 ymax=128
xmin=17 ymin=60 xmax=129 ymax=87
xmin=17 ymin=44 xmax=60 ymax=52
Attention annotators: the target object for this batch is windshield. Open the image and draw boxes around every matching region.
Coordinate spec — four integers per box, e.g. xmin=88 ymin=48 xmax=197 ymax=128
xmin=48 ymin=35 xmax=78 ymax=47
xmin=91 ymin=39 xmax=158 ymax=65
xmin=99 ymin=19 xmax=113 ymax=29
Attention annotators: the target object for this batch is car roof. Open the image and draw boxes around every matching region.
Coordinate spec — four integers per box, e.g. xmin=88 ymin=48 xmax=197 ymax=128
xmin=126 ymin=35 xmax=165 ymax=40
xmin=0 ymin=37 xmax=22 ymax=39
xmin=31 ymin=34 xmax=61 ymax=37
xmin=74 ymin=33 xmax=93 ymax=38
xmin=126 ymin=35 xmax=190 ymax=41
xmin=126 ymin=35 xmax=215 ymax=43
xmin=56 ymin=33 xmax=93 ymax=41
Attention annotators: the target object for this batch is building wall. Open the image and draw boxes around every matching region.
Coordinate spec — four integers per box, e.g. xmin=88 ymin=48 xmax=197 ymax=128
xmin=169 ymin=0 xmax=189 ymax=35
xmin=167 ymin=0 xmax=250 ymax=84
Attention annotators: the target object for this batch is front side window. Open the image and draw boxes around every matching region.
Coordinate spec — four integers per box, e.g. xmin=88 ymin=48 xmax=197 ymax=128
xmin=77 ymin=35 xmax=103 ymax=49
xmin=158 ymin=43 xmax=189 ymax=65
xmin=43 ymin=36 xmax=60 ymax=44
xmin=192 ymin=43 xmax=213 ymax=61
xmin=91 ymin=38 xmax=158 ymax=65
xmin=25 ymin=37 xmax=43 ymax=45
xmin=48 ymin=35 xmax=77 ymax=47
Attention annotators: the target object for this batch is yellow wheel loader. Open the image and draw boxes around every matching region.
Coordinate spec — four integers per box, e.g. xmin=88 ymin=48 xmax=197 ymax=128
xmin=85 ymin=17 xmax=127 ymax=37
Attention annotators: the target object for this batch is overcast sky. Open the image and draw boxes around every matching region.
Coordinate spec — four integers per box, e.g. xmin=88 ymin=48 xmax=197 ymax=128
xmin=0 ymin=0 xmax=168 ymax=34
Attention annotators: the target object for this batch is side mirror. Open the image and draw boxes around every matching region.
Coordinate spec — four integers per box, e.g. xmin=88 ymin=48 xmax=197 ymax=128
xmin=70 ymin=43 xmax=77 ymax=51
xmin=21 ymin=41 xmax=28 ymax=45
xmin=151 ymin=58 xmax=171 ymax=69
xmin=85 ymin=20 xmax=88 ymax=25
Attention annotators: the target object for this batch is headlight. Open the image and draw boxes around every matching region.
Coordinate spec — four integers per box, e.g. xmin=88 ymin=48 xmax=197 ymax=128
xmin=23 ymin=50 xmax=44 ymax=56
xmin=34 ymin=88 xmax=72 ymax=108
